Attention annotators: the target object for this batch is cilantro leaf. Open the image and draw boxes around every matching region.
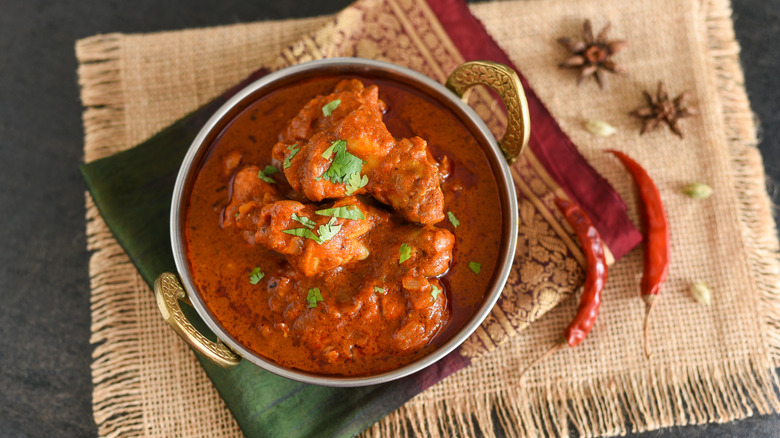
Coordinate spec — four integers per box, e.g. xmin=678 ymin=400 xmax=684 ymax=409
xmin=283 ymin=216 xmax=342 ymax=244
xmin=320 ymin=140 xmax=364 ymax=184
xmin=345 ymin=172 xmax=369 ymax=195
xmin=291 ymin=212 xmax=316 ymax=229
xmin=321 ymin=99 xmax=341 ymax=117
xmin=315 ymin=205 xmax=365 ymax=220
xmin=257 ymin=173 xmax=275 ymax=184
xmin=306 ymin=287 xmax=324 ymax=308
xmin=399 ymin=243 xmax=411 ymax=264
xmin=321 ymin=140 xmax=344 ymax=159
xmin=374 ymin=286 xmax=386 ymax=294
xmin=284 ymin=144 xmax=300 ymax=169
xmin=447 ymin=211 xmax=460 ymax=228
xmin=430 ymin=284 xmax=441 ymax=301
xmin=469 ymin=261 xmax=481 ymax=274
xmin=282 ymin=227 xmax=322 ymax=244
xmin=316 ymin=217 xmax=342 ymax=243
xmin=257 ymin=165 xmax=278 ymax=184
xmin=249 ymin=267 xmax=265 ymax=285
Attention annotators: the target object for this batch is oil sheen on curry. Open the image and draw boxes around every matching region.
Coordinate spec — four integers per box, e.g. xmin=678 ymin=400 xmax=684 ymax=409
xmin=185 ymin=76 xmax=503 ymax=376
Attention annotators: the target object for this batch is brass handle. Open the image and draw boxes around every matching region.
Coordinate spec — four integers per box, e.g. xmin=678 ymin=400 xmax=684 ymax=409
xmin=446 ymin=61 xmax=531 ymax=164
xmin=154 ymin=272 xmax=241 ymax=368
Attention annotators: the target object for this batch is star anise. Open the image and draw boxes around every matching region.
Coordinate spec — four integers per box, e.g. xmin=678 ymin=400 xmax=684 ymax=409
xmin=558 ymin=19 xmax=627 ymax=88
xmin=631 ymin=81 xmax=698 ymax=138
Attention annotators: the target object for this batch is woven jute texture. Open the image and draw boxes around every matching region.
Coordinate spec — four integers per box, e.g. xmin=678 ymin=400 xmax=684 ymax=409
xmin=77 ymin=0 xmax=780 ymax=437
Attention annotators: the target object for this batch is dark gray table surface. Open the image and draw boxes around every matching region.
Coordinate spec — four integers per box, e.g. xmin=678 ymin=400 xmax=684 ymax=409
xmin=1 ymin=0 xmax=778 ymax=436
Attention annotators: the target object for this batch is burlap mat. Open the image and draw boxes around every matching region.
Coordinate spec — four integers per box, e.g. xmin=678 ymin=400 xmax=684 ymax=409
xmin=77 ymin=0 xmax=780 ymax=436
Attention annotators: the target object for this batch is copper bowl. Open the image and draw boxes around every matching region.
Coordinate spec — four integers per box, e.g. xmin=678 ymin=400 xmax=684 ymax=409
xmin=155 ymin=58 xmax=529 ymax=387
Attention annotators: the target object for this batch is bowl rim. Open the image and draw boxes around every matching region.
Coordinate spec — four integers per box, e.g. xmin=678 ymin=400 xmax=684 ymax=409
xmin=170 ymin=57 xmax=518 ymax=387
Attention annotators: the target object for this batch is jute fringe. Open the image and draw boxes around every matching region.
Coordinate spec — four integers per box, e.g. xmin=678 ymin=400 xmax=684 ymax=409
xmin=367 ymin=358 xmax=780 ymax=437
xmin=706 ymin=0 xmax=780 ymax=368
xmin=77 ymin=34 xmax=128 ymax=163
xmin=78 ymin=33 xmax=141 ymax=436
xmin=362 ymin=0 xmax=780 ymax=437
xmin=86 ymin=194 xmax=146 ymax=438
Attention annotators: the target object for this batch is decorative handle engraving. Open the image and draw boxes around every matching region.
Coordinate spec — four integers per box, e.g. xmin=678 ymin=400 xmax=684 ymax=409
xmin=446 ymin=61 xmax=531 ymax=164
xmin=154 ymin=272 xmax=241 ymax=368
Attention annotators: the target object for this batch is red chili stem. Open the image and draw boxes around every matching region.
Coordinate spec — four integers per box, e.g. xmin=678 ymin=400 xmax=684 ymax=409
xmin=519 ymin=198 xmax=607 ymax=380
xmin=606 ymin=150 xmax=670 ymax=359
xmin=519 ymin=340 xmax=567 ymax=381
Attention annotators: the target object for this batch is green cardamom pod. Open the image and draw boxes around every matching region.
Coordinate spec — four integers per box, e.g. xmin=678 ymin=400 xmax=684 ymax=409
xmin=584 ymin=119 xmax=616 ymax=137
xmin=681 ymin=183 xmax=713 ymax=199
xmin=689 ymin=281 xmax=712 ymax=306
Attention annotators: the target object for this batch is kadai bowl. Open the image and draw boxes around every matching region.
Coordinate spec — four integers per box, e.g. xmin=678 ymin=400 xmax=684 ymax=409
xmin=155 ymin=58 xmax=529 ymax=387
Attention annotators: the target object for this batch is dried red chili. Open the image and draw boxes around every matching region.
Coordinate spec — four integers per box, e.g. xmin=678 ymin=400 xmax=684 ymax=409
xmin=555 ymin=198 xmax=608 ymax=347
xmin=520 ymin=197 xmax=607 ymax=377
xmin=607 ymin=149 xmax=670 ymax=359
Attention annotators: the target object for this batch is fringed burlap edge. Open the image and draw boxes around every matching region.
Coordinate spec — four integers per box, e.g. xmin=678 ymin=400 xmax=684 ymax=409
xmin=363 ymin=0 xmax=780 ymax=436
xmin=367 ymin=358 xmax=780 ymax=437
xmin=77 ymin=33 xmax=146 ymax=438
xmin=77 ymin=34 xmax=128 ymax=162
xmin=85 ymin=194 xmax=148 ymax=437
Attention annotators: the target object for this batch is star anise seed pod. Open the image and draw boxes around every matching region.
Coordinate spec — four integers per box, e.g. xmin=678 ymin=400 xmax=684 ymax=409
xmin=631 ymin=81 xmax=699 ymax=139
xmin=558 ymin=19 xmax=627 ymax=89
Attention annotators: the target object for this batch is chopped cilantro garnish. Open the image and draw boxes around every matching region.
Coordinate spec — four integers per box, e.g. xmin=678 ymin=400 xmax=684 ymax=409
xmin=320 ymin=140 xmax=364 ymax=184
xmin=284 ymin=144 xmax=300 ymax=169
xmin=345 ymin=172 xmax=369 ymax=195
xmin=249 ymin=267 xmax=265 ymax=285
xmin=315 ymin=205 xmax=365 ymax=220
xmin=257 ymin=165 xmax=278 ymax=184
xmin=469 ymin=261 xmax=482 ymax=274
xmin=316 ymin=217 xmax=342 ymax=243
xmin=321 ymin=140 xmax=343 ymax=159
xmin=321 ymin=99 xmax=341 ymax=117
xmin=291 ymin=212 xmax=316 ymax=229
xmin=306 ymin=287 xmax=324 ymax=308
xmin=282 ymin=227 xmax=322 ymax=243
xmin=235 ymin=212 xmax=240 ymax=219
xmin=399 ymin=243 xmax=411 ymax=264
xmin=374 ymin=286 xmax=386 ymax=294
xmin=283 ymin=216 xmax=342 ymax=244
xmin=447 ymin=211 xmax=460 ymax=228
xmin=430 ymin=284 xmax=442 ymax=301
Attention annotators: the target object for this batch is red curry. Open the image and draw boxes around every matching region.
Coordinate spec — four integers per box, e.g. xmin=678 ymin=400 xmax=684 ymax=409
xmin=185 ymin=75 xmax=503 ymax=376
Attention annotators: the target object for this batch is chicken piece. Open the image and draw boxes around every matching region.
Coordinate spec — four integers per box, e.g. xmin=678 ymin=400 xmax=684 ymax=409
xmin=276 ymin=79 xmax=387 ymax=145
xmin=274 ymin=105 xmax=397 ymax=202
xmin=360 ymin=224 xmax=455 ymax=282
xmin=235 ymin=196 xmax=388 ymax=276
xmin=401 ymin=224 xmax=455 ymax=277
xmin=273 ymin=80 xmax=445 ymax=224
xmin=369 ymin=137 xmax=445 ymax=225
xmin=223 ymin=165 xmax=282 ymax=228
xmin=357 ymin=223 xmax=454 ymax=352
xmin=390 ymin=227 xmax=454 ymax=351
xmin=290 ymin=283 xmax=380 ymax=363
xmin=393 ymin=278 xmax=448 ymax=352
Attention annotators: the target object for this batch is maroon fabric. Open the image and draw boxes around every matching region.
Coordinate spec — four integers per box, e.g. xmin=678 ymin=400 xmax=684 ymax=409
xmin=414 ymin=350 xmax=470 ymax=391
xmin=427 ymin=0 xmax=642 ymax=259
